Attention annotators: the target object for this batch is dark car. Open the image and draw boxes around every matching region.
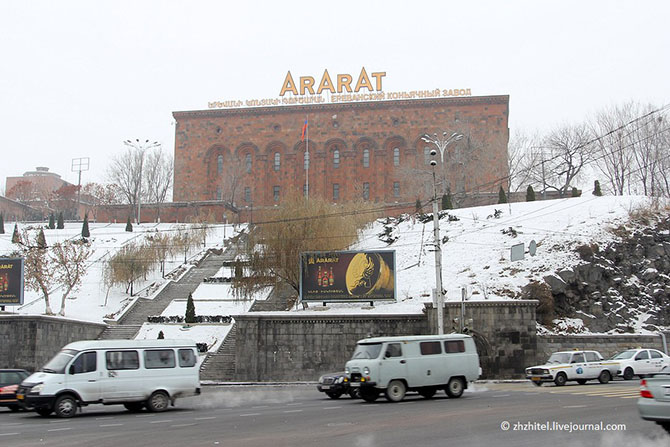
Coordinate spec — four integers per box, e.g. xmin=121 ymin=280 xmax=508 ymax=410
xmin=317 ymin=372 xmax=360 ymax=399
xmin=0 ymin=369 xmax=30 ymax=411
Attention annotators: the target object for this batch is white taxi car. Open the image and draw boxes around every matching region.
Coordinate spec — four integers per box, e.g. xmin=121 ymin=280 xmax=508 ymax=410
xmin=525 ymin=350 xmax=620 ymax=386
xmin=611 ymin=348 xmax=670 ymax=380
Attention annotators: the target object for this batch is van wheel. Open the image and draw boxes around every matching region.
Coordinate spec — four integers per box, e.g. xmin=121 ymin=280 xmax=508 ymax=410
xmin=446 ymin=378 xmax=465 ymax=398
xmin=348 ymin=388 xmax=361 ymax=399
xmin=419 ymin=387 xmax=436 ymax=399
xmin=36 ymin=408 xmax=53 ymax=417
xmin=146 ymin=391 xmax=170 ymax=412
xmin=554 ymin=372 xmax=567 ymax=386
xmin=598 ymin=370 xmax=611 ymax=384
xmin=623 ymin=368 xmax=634 ymax=380
xmin=360 ymin=388 xmax=379 ymax=402
xmin=385 ymin=380 xmax=406 ymax=402
xmin=54 ymin=395 xmax=78 ymax=418
xmin=124 ymin=402 xmax=145 ymax=412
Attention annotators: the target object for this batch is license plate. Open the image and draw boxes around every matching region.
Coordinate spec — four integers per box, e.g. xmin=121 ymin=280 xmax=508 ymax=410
xmin=531 ymin=377 xmax=542 ymax=382
xmin=350 ymin=383 xmax=360 ymax=388
xmin=321 ymin=385 xmax=330 ymax=390
xmin=16 ymin=394 xmax=24 ymax=400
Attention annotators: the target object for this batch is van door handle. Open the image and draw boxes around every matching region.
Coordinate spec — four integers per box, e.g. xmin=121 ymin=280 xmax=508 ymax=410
xmin=400 ymin=360 xmax=406 ymax=364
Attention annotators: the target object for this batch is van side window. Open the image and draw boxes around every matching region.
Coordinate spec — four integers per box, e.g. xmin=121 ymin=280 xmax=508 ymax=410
xmin=179 ymin=349 xmax=197 ymax=367
xmin=144 ymin=349 xmax=176 ymax=369
xmin=385 ymin=343 xmax=402 ymax=358
xmin=71 ymin=351 xmax=97 ymax=374
xmin=420 ymin=341 xmax=442 ymax=355
xmin=106 ymin=351 xmax=140 ymax=370
xmin=444 ymin=340 xmax=465 ymax=353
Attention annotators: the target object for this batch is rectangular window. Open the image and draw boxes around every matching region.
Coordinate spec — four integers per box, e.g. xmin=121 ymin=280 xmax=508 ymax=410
xmin=584 ymin=351 xmax=600 ymax=362
xmin=419 ymin=341 xmax=442 ymax=355
xmin=106 ymin=351 xmax=139 ymax=370
xmin=178 ymin=349 xmax=197 ymax=367
xmin=303 ymin=184 xmax=308 ymax=196
xmin=444 ymin=340 xmax=465 ymax=353
xmin=363 ymin=149 xmax=370 ymax=168
xmin=424 ymin=147 xmax=431 ymax=165
xmin=144 ymin=349 xmax=176 ymax=369
xmin=71 ymin=351 xmax=97 ymax=374
xmin=245 ymin=153 xmax=252 ymax=173
xmin=304 ymin=151 xmax=310 ymax=170
xmin=244 ymin=187 xmax=251 ymax=203
xmin=363 ymin=182 xmax=369 ymax=200
xmin=393 ymin=148 xmax=400 ymax=166
xmin=393 ymin=181 xmax=400 ymax=197
xmin=216 ymin=186 xmax=222 ymax=201
xmin=273 ymin=185 xmax=280 ymax=202
xmin=333 ymin=183 xmax=339 ymax=200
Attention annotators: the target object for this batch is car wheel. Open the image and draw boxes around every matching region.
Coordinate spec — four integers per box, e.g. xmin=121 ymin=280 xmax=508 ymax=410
xmin=623 ymin=367 xmax=634 ymax=380
xmin=348 ymin=388 xmax=361 ymax=399
xmin=124 ymin=402 xmax=144 ymax=412
xmin=385 ymin=380 xmax=406 ymax=402
xmin=554 ymin=373 xmax=567 ymax=386
xmin=36 ymin=408 xmax=52 ymax=417
xmin=598 ymin=370 xmax=611 ymax=384
xmin=325 ymin=391 xmax=342 ymax=399
xmin=419 ymin=387 xmax=437 ymax=399
xmin=146 ymin=391 xmax=170 ymax=413
xmin=54 ymin=395 xmax=78 ymax=418
xmin=577 ymin=379 xmax=587 ymax=385
xmin=360 ymin=388 xmax=379 ymax=402
xmin=446 ymin=377 xmax=465 ymax=398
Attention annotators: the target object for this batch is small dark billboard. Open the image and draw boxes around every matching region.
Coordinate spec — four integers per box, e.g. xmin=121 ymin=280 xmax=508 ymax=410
xmin=0 ymin=258 xmax=25 ymax=305
xmin=300 ymin=250 xmax=396 ymax=303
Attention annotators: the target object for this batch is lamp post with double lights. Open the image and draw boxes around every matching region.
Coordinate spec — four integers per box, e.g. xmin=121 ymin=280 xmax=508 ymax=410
xmin=422 ymin=131 xmax=462 ymax=335
xmin=123 ymin=139 xmax=161 ymax=224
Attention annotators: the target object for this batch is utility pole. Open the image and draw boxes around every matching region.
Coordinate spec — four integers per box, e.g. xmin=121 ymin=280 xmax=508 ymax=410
xmin=431 ymin=170 xmax=444 ymax=335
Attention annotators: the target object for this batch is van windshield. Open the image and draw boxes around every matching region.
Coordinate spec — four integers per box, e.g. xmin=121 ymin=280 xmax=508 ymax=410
xmin=352 ymin=343 xmax=382 ymax=360
xmin=40 ymin=349 xmax=78 ymax=374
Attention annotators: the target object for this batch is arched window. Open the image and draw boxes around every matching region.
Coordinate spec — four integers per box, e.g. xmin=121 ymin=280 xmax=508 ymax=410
xmin=363 ymin=149 xmax=370 ymax=168
xmin=274 ymin=152 xmax=281 ymax=171
xmin=393 ymin=148 xmax=400 ymax=166
xmin=245 ymin=153 xmax=252 ymax=173
xmin=333 ymin=149 xmax=340 ymax=168
xmin=217 ymin=155 xmax=223 ymax=174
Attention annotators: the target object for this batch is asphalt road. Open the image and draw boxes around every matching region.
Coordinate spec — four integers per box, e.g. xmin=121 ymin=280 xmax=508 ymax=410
xmin=1 ymin=381 xmax=668 ymax=447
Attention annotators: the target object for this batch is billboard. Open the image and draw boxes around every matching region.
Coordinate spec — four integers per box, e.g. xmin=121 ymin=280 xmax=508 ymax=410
xmin=0 ymin=258 xmax=24 ymax=305
xmin=300 ymin=250 xmax=396 ymax=303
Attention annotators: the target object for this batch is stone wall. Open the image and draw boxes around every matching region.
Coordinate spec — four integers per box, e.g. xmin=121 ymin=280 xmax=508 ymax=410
xmin=0 ymin=315 xmax=106 ymax=371
xmin=233 ymin=314 xmax=430 ymax=382
xmin=537 ymin=333 xmax=670 ymax=362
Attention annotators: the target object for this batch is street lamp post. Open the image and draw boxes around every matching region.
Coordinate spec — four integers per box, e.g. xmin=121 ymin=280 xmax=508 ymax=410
xmin=123 ymin=139 xmax=160 ymax=224
xmin=422 ymin=131 xmax=463 ymax=335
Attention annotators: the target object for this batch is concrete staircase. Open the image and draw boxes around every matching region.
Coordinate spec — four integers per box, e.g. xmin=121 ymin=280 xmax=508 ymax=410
xmin=249 ymin=281 xmax=294 ymax=312
xmin=200 ymin=323 xmax=237 ymax=381
xmin=98 ymin=324 xmax=143 ymax=340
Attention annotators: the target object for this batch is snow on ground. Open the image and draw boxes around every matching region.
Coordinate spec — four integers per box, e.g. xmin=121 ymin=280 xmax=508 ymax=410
xmin=191 ymin=283 xmax=272 ymax=302
xmin=134 ymin=323 xmax=233 ymax=360
xmin=0 ymin=221 xmax=243 ymax=323
xmin=161 ymin=299 xmax=253 ymax=317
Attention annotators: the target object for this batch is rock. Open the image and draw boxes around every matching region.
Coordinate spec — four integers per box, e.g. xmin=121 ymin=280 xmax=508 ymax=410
xmin=544 ymin=274 xmax=567 ymax=294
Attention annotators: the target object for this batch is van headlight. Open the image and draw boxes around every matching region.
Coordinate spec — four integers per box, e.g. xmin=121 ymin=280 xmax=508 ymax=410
xmin=363 ymin=367 xmax=370 ymax=375
xmin=30 ymin=383 xmax=44 ymax=394
xmin=345 ymin=367 xmax=350 ymax=374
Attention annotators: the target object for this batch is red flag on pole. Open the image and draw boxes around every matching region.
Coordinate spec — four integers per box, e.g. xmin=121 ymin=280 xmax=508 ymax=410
xmin=301 ymin=119 xmax=308 ymax=142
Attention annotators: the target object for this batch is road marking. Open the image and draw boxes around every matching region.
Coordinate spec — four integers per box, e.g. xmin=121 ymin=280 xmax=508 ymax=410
xmin=99 ymin=423 xmax=124 ymax=427
xmin=283 ymin=409 xmax=303 ymax=413
xmin=48 ymin=427 xmax=72 ymax=432
xmin=0 ymin=433 xmax=20 ymax=437
xmin=239 ymin=413 xmax=261 ymax=417
xmin=135 ymin=414 xmax=157 ymax=418
xmin=286 ymin=403 xmax=303 ymax=406
xmin=252 ymin=405 xmax=269 ymax=409
xmin=95 ymin=417 xmax=117 ymax=420
xmin=150 ymin=420 xmax=173 ymax=424
xmin=195 ymin=416 xmax=217 ymax=421
xmin=563 ymin=405 xmax=587 ymax=408
xmin=171 ymin=423 xmax=197 ymax=428
xmin=492 ymin=394 xmax=511 ymax=397
xmin=323 ymin=406 xmax=342 ymax=410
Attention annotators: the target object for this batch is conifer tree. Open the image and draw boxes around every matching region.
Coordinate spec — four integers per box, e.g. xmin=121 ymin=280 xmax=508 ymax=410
xmin=571 ymin=187 xmax=581 ymax=197
xmin=37 ymin=228 xmax=47 ymax=249
xmin=48 ymin=213 xmax=55 ymax=230
xmin=593 ymin=180 xmax=603 ymax=196
xmin=157 ymin=330 xmax=165 ymax=339
xmin=0 ymin=214 xmax=4 ymax=234
xmin=441 ymin=192 xmax=453 ymax=210
xmin=57 ymin=212 xmax=64 ymax=229
xmin=11 ymin=224 xmax=20 ymax=243
xmin=526 ymin=185 xmax=536 ymax=202
xmin=498 ymin=186 xmax=508 ymax=204
xmin=125 ymin=216 xmax=133 ymax=232
xmin=81 ymin=213 xmax=90 ymax=238
xmin=185 ymin=293 xmax=196 ymax=324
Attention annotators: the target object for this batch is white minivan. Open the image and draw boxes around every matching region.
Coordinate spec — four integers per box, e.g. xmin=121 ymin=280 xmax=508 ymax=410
xmin=345 ymin=334 xmax=481 ymax=402
xmin=17 ymin=339 xmax=201 ymax=418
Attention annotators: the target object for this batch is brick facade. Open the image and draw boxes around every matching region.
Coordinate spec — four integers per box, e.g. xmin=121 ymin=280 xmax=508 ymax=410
xmin=173 ymin=96 xmax=509 ymax=209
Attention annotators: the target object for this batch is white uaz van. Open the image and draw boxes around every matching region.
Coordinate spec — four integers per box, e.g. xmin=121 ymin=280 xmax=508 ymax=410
xmin=17 ymin=339 xmax=201 ymax=418
xmin=345 ymin=334 xmax=480 ymax=402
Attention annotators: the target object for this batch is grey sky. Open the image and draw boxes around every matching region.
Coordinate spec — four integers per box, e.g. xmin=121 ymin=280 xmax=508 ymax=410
xmin=1 ymin=0 xmax=668 ymax=190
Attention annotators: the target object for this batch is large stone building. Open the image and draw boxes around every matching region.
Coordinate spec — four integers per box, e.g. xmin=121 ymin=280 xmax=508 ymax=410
xmin=172 ymin=95 xmax=509 ymax=211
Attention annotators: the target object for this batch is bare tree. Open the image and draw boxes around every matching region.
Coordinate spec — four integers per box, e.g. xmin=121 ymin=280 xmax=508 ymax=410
xmin=143 ymin=150 xmax=174 ymax=221
xmin=108 ymin=148 xmax=143 ymax=212
xmin=20 ymin=230 xmax=54 ymax=315
xmin=220 ymin=156 xmax=246 ymax=205
xmin=628 ymin=104 xmax=668 ymax=196
xmin=82 ymin=182 xmax=123 ymax=220
xmin=507 ymin=130 xmax=540 ymax=192
xmin=51 ymin=240 xmax=92 ymax=316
